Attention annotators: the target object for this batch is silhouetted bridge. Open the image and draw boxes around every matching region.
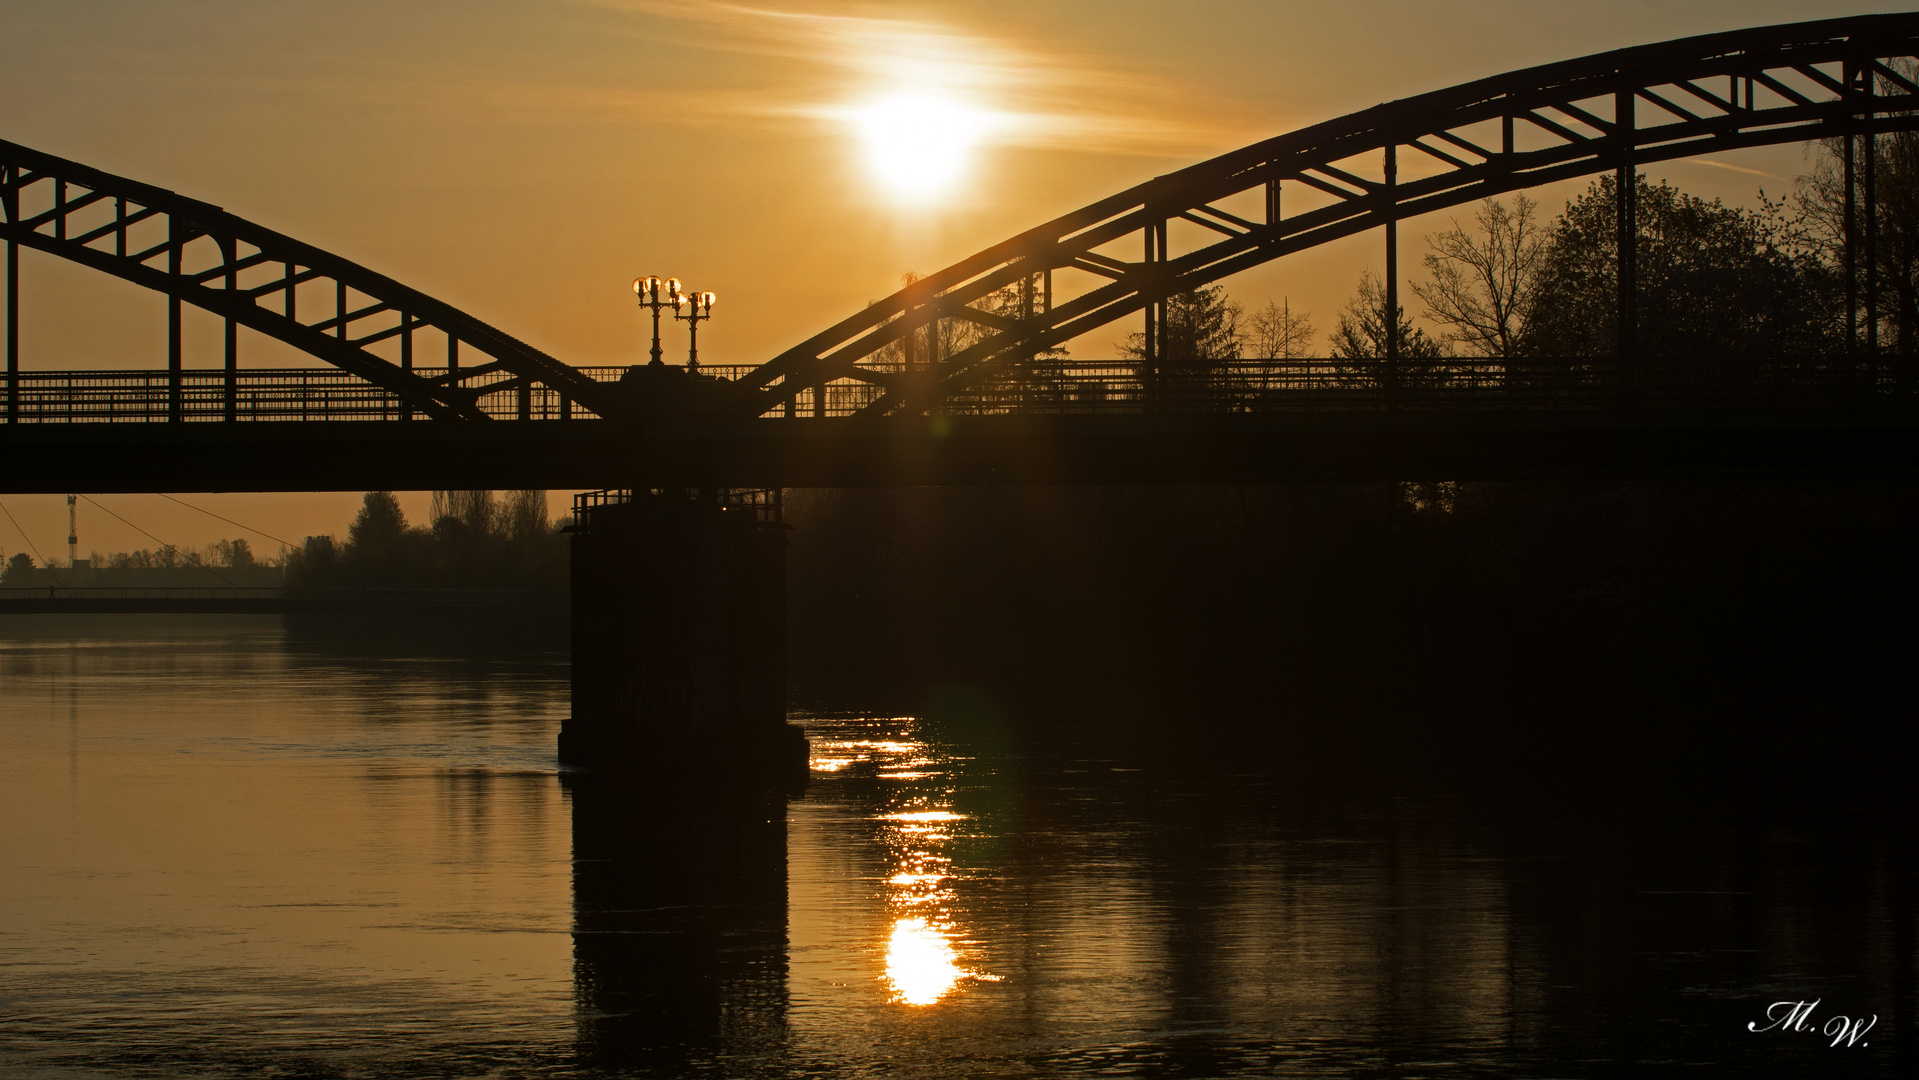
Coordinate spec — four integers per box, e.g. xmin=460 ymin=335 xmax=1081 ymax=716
xmin=4 ymin=14 xmax=1916 ymax=493
xmin=9 ymin=15 xmax=1918 ymax=776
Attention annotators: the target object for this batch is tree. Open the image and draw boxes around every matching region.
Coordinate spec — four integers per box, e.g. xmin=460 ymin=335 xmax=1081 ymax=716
xmin=986 ymin=272 xmax=1073 ymax=396
xmin=1246 ymin=297 xmax=1317 ymax=359
xmin=1793 ymin=112 xmax=1919 ymax=353
xmin=209 ymin=538 xmax=256 ymax=568
xmin=433 ymin=490 xmax=496 ymax=539
xmin=1413 ymin=195 xmax=1544 ymax=358
xmin=502 ymin=490 xmax=548 ymax=545
xmin=1241 ymin=297 xmax=1318 ymax=396
xmin=347 ymin=492 xmax=408 ymax=561
xmin=872 ymin=270 xmax=1069 ymax=405
xmin=1525 ymin=174 xmax=1837 ymax=357
xmin=1327 ymin=271 xmax=1444 ymax=386
xmin=1119 ymin=284 xmax=1243 ymax=402
xmin=3 ymin=551 xmax=33 ymax=583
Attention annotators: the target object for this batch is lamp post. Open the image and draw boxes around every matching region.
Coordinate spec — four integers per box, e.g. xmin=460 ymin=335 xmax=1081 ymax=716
xmin=633 ymin=276 xmax=684 ymax=364
xmin=675 ymin=291 xmax=717 ymax=371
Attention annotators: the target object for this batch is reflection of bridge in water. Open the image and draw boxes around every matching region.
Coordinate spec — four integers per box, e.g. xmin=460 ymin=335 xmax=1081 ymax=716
xmin=4 ymin=15 xmax=1919 ymax=769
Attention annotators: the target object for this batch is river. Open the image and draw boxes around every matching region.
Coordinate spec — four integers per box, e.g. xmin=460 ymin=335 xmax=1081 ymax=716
xmin=0 ymin=627 xmax=1908 ymax=1077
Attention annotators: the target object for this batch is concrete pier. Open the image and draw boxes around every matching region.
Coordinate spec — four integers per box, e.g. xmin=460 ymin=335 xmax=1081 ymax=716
xmin=559 ymin=488 xmax=805 ymax=783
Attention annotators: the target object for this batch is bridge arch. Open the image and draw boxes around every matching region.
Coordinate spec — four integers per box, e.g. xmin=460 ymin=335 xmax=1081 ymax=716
xmin=741 ymin=13 xmax=1919 ymax=417
xmin=0 ymin=138 xmax=620 ymax=422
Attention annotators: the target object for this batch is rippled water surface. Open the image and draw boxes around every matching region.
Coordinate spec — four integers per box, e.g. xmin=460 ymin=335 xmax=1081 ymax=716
xmin=1 ymin=630 xmax=1910 ymax=1077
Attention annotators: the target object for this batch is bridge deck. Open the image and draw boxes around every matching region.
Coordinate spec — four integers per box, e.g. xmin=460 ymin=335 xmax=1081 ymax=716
xmin=4 ymin=358 xmax=1915 ymax=489
xmin=5 ymin=406 xmax=1917 ymax=491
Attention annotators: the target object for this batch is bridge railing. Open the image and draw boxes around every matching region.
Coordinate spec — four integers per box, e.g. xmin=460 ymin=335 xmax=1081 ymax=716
xmin=570 ymin=486 xmax=784 ymax=524
xmin=0 ymin=366 xmax=648 ymax=422
xmin=2 ymin=357 xmax=1910 ymax=421
xmin=813 ymin=356 xmax=1918 ymax=415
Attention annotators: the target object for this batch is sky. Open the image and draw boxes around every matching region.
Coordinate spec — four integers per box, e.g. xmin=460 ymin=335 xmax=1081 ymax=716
xmin=0 ymin=0 xmax=1892 ymax=555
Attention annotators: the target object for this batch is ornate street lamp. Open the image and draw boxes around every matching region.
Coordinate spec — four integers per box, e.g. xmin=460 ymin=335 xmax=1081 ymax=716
xmin=633 ymin=276 xmax=684 ymax=364
xmin=675 ymin=291 xmax=717 ymax=371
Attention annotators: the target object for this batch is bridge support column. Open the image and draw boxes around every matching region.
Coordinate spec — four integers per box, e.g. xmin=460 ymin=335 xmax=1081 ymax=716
xmin=559 ymin=489 xmax=804 ymax=785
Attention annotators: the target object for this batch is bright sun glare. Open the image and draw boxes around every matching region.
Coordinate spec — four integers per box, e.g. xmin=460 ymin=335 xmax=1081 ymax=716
xmin=885 ymin=916 xmax=964 ymax=1005
xmin=848 ymin=93 xmax=995 ymax=204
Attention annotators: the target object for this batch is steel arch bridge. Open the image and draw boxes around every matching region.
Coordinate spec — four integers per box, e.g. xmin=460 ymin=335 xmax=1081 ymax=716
xmin=743 ymin=11 xmax=1919 ymax=417
xmin=2 ymin=14 xmax=1917 ymax=490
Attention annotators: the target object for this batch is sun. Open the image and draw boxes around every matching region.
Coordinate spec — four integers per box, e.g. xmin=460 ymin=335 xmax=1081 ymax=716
xmin=846 ymin=93 xmax=995 ymax=204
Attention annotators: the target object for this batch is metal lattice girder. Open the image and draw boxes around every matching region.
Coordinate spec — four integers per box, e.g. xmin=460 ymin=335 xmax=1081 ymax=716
xmin=0 ymin=139 xmax=620 ymax=421
xmin=740 ymin=13 xmax=1919 ymax=417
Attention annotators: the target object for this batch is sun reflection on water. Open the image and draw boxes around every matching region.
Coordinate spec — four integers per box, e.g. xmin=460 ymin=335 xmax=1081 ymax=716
xmin=885 ymin=916 xmax=965 ymax=1006
xmin=809 ymin=718 xmax=998 ymax=1007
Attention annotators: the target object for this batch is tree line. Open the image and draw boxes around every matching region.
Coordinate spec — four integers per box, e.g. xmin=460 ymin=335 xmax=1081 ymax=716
xmin=288 ymin=489 xmax=565 ymax=591
xmin=3 ymin=538 xmax=268 ymax=585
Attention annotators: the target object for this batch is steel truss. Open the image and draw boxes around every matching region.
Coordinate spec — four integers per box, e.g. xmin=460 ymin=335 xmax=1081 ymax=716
xmin=0 ymin=139 xmax=619 ymax=423
xmin=740 ymin=13 xmax=1919 ymax=417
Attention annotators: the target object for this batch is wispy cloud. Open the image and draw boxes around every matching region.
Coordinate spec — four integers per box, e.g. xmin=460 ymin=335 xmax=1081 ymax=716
xmin=1691 ymin=158 xmax=1782 ymax=180
xmin=577 ymin=0 xmax=1259 ymax=157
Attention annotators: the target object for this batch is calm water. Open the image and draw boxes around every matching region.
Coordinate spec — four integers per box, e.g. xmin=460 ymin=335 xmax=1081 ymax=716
xmin=0 ymin=629 xmax=1910 ymax=1077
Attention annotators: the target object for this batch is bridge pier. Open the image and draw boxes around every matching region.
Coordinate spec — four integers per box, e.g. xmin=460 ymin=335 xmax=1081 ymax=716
xmin=558 ymin=488 xmax=804 ymax=785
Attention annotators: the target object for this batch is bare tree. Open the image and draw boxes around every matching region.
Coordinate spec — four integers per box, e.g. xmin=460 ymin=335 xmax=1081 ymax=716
xmin=1793 ymin=82 xmax=1919 ymax=354
xmin=1412 ymin=195 xmax=1544 ymax=357
xmin=1245 ymin=298 xmax=1317 ymax=359
xmin=502 ymin=490 xmax=549 ymax=544
xmin=433 ymin=490 xmax=497 ymax=537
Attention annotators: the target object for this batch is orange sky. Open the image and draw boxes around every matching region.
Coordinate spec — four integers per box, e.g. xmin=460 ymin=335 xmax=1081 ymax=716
xmin=0 ymin=0 xmax=1877 ymax=554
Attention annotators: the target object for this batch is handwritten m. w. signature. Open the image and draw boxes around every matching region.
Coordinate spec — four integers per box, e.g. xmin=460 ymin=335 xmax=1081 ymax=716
xmin=1748 ymin=999 xmax=1875 ymax=1048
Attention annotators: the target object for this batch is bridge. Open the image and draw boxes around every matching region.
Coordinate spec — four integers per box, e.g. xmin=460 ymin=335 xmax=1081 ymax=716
xmin=3 ymin=14 xmax=1916 ymax=492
